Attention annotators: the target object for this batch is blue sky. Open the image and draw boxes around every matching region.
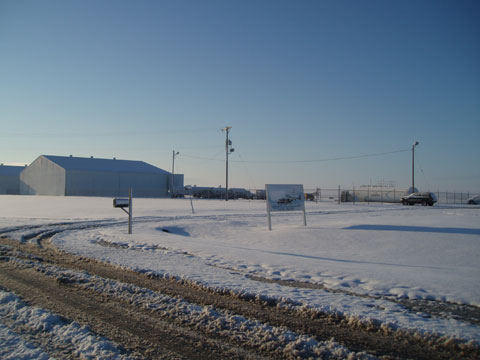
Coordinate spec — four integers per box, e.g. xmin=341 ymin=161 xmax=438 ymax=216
xmin=1 ymin=0 xmax=479 ymax=191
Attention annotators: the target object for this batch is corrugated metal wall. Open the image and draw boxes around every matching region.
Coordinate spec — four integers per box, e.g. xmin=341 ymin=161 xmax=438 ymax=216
xmin=0 ymin=175 xmax=19 ymax=194
xmin=0 ymin=166 xmax=23 ymax=194
xmin=20 ymin=157 xmax=66 ymax=195
xmin=65 ymin=170 xmax=169 ymax=197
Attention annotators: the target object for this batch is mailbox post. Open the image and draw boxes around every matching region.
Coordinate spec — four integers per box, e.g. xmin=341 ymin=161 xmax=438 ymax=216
xmin=113 ymin=188 xmax=133 ymax=234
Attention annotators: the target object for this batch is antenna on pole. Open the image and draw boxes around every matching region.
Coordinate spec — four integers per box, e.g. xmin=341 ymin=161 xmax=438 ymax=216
xmin=221 ymin=126 xmax=234 ymax=201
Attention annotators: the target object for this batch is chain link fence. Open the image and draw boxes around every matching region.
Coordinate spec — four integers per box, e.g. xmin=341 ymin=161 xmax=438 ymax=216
xmin=433 ymin=191 xmax=476 ymax=204
xmin=302 ymin=188 xmax=477 ymax=205
xmin=248 ymin=188 xmax=478 ymax=205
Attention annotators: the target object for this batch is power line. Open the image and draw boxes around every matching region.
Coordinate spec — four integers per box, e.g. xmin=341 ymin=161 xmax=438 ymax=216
xmin=0 ymin=127 xmax=219 ymax=138
xmin=180 ymin=154 xmax=224 ymax=162
xmin=179 ymin=148 xmax=411 ymax=164
xmin=235 ymin=148 xmax=258 ymax=190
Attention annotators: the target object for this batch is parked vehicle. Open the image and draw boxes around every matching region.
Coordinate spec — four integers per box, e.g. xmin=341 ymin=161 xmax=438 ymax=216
xmin=401 ymin=192 xmax=437 ymax=206
xmin=467 ymin=195 xmax=480 ymax=205
xmin=255 ymin=190 xmax=266 ymax=200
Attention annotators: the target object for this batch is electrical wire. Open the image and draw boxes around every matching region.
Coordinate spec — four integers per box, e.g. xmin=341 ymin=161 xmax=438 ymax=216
xmin=0 ymin=127 xmax=219 ymax=138
xmin=234 ymin=149 xmax=258 ymax=190
xmin=415 ymin=150 xmax=432 ymax=191
xmin=179 ymin=148 xmax=411 ymax=164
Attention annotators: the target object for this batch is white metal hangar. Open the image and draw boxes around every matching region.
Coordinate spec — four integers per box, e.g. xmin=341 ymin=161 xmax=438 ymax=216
xmin=19 ymin=155 xmax=183 ymax=197
xmin=0 ymin=164 xmax=24 ymax=194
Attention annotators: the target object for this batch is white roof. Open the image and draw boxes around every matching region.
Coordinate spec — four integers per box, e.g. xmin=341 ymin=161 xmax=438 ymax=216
xmin=42 ymin=155 xmax=170 ymax=175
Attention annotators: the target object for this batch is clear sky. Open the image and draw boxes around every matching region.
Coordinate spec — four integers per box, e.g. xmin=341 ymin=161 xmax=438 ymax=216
xmin=1 ymin=0 xmax=479 ymax=192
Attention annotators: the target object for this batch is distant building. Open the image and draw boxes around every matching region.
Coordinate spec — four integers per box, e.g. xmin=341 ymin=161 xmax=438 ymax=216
xmin=0 ymin=164 xmax=24 ymax=194
xmin=20 ymin=155 xmax=183 ymax=197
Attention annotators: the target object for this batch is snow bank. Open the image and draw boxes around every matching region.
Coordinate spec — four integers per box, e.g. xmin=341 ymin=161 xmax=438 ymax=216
xmin=0 ymin=290 xmax=131 ymax=359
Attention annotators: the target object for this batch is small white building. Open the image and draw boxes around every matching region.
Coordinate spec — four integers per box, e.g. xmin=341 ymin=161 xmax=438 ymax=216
xmin=341 ymin=187 xmax=409 ymax=203
xmin=0 ymin=165 xmax=24 ymax=194
xmin=20 ymin=155 xmax=183 ymax=197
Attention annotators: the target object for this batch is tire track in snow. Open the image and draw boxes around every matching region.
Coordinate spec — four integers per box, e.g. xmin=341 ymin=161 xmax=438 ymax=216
xmin=1 ymin=238 xmax=478 ymax=359
xmin=0 ymin=205 xmax=403 ymax=244
xmin=3 ymin=213 xmax=479 ymax=330
xmin=0 ymin=242 xmax=373 ymax=359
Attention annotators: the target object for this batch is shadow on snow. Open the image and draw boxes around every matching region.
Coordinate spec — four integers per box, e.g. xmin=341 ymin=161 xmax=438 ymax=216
xmin=345 ymin=224 xmax=480 ymax=236
xmin=230 ymin=246 xmax=444 ymax=270
xmin=155 ymin=226 xmax=190 ymax=237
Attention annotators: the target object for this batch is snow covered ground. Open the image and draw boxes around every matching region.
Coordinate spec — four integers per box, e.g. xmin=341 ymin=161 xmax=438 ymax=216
xmin=1 ymin=195 xmax=479 ymax=354
xmin=0 ymin=290 xmax=130 ymax=360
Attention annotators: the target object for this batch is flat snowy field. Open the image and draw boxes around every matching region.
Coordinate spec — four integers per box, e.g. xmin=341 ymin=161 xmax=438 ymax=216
xmin=1 ymin=195 xmax=479 ymax=354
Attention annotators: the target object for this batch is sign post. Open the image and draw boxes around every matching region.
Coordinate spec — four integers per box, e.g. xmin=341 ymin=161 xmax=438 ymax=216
xmin=128 ymin=188 xmax=132 ymax=234
xmin=185 ymin=186 xmax=195 ymax=214
xmin=265 ymin=184 xmax=306 ymax=230
xmin=266 ymin=187 xmax=273 ymax=230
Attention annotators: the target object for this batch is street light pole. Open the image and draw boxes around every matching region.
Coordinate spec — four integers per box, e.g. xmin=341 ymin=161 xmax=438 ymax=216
xmin=411 ymin=141 xmax=419 ymax=193
xmin=171 ymin=150 xmax=179 ymax=198
xmin=222 ymin=126 xmax=234 ymax=201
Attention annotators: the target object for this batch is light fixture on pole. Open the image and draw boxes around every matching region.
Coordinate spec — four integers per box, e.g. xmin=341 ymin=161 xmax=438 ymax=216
xmin=221 ymin=126 xmax=234 ymax=201
xmin=171 ymin=150 xmax=179 ymax=198
xmin=411 ymin=141 xmax=419 ymax=194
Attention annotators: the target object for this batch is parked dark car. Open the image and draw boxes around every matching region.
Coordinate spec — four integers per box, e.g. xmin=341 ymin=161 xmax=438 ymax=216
xmin=401 ymin=192 xmax=437 ymax=206
xmin=467 ymin=195 xmax=480 ymax=205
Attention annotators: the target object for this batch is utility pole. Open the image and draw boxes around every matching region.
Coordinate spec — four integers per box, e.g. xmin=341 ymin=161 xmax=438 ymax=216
xmin=222 ymin=126 xmax=234 ymax=201
xmin=171 ymin=150 xmax=179 ymax=198
xmin=411 ymin=141 xmax=419 ymax=193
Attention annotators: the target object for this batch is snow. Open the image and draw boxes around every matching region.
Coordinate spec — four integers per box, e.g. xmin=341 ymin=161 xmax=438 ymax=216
xmin=1 ymin=195 xmax=479 ymax=357
xmin=0 ymin=291 xmax=130 ymax=360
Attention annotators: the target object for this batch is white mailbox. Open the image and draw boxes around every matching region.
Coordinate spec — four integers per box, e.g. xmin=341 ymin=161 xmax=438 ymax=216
xmin=113 ymin=198 xmax=129 ymax=208
xmin=113 ymin=189 xmax=133 ymax=234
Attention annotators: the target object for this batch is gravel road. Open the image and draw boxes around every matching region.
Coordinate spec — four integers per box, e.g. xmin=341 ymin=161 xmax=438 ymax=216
xmin=0 ymin=237 xmax=478 ymax=359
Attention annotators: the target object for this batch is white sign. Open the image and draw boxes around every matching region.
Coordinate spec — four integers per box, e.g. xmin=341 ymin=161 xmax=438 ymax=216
xmin=265 ymin=184 xmax=306 ymax=230
xmin=266 ymin=184 xmax=305 ymax=212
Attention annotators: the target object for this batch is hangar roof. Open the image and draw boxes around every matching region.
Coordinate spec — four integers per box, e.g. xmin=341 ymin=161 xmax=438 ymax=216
xmin=42 ymin=155 xmax=170 ymax=175
xmin=0 ymin=165 xmax=24 ymax=176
